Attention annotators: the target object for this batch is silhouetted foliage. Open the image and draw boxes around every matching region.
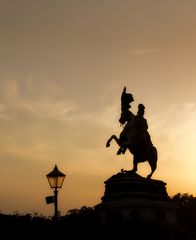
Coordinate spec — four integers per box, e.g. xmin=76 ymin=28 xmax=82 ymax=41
xmin=172 ymin=192 xmax=196 ymax=235
xmin=1 ymin=197 xmax=196 ymax=240
xmin=61 ymin=205 xmax=100 ymax=229
xmin=172 ymin=192 xmax=195 ymax=205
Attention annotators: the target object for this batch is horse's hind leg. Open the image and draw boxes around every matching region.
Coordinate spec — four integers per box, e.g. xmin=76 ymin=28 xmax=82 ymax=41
xmin=147 ymin=160 xmax=157 ymax=179
xmin=131 ymin=156 xmax=138 ymax=173
xmin=147 ymin=166 xmax=156 ymax=179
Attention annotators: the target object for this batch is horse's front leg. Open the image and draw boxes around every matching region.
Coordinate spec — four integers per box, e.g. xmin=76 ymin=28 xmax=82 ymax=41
xmin=106 ymin=136 xmax=113 ymax=147
xmin=106 ymin=135 xmax=120 ymax=147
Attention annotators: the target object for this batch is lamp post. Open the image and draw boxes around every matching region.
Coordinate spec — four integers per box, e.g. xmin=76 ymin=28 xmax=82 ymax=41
xmin=46 ymin=165 xmax=66 ymax=221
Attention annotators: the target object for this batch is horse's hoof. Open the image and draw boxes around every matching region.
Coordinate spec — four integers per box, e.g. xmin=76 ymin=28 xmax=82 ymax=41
xmin=117 ymin=148 xmax=122 ymax=155
xmin=106 ymin=142 xmax=110 ymax=147
xmin=121 ymin=148 xmax=126 ymax=154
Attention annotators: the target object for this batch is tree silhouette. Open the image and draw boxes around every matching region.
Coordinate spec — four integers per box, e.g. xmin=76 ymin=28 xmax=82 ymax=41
xmin=172 ymin=192 xmax=196 ymax=233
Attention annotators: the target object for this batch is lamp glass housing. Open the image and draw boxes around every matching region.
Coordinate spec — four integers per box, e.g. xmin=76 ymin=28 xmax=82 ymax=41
xmin=47 ymin=165 xmax=65 ymax=189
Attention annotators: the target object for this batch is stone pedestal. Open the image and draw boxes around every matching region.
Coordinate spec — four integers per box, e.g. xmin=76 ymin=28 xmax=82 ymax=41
xmin=95 ymin=170 xmax=178 ymax=226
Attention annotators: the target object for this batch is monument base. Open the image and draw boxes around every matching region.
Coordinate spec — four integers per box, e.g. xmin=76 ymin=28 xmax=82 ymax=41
xmin=95 ymin=170 xmax=179 ymax=226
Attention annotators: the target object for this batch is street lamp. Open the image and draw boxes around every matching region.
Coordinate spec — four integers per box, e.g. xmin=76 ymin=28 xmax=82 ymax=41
xmin=46 ymin=164 xmax=66 ymax=220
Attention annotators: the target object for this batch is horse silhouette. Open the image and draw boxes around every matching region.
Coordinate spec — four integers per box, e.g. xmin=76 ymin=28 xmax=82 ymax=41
xmin=106 ymin=108 xmax=157 ymax=179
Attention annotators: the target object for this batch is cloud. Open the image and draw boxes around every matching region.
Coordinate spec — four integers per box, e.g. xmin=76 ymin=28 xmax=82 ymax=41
xmin=0 ymin=104 xmax=10 ymax=120
xmin=0 ymin=76 xmax=78 ymax=122
xmin=150 ymin=102 xmax=196 ymax=168
xmin=127 ymin=49 xmax=159 ymax=56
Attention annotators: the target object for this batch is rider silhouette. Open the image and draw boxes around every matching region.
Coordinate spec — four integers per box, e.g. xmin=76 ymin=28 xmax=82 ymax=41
xmin=135 ymin=104 xmax=153 ymax=153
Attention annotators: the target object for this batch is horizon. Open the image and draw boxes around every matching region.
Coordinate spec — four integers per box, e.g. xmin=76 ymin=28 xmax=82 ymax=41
xmin=1 ymin=0 xmax=196 ymax=217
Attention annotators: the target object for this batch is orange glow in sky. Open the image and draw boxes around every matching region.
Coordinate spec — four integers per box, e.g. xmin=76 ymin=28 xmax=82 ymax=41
xmin=0 ymin=0 xmax=196 ymax=216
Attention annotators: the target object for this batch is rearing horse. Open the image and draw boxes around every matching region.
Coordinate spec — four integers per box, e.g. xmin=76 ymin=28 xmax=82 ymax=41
xmin=106 ymin=109 xmax=157 ymax=179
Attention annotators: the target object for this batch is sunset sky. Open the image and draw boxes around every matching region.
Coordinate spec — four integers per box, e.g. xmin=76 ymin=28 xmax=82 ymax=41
xmin=1 ymin=0 xmax=196 ymax=217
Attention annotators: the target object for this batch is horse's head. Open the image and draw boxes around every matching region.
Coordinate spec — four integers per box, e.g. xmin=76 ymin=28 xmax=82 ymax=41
xmin=119 ymin=113 xmax=126 ymax=125
xmin=119 ymin=110 xmax=134 ymax=125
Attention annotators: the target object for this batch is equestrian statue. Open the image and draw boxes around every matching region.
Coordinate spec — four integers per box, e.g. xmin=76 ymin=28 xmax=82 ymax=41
xmin=106 ymin=87 xmax=157 ymax=179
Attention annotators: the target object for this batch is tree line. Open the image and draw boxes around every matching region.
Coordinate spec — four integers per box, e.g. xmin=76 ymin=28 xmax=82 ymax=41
xmin=1 ymin=193 xmax=196 ymax=239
